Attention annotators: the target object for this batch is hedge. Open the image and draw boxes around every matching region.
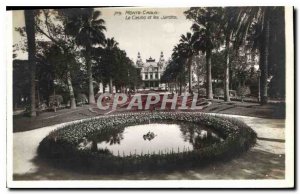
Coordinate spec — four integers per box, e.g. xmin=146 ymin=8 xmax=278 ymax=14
xmin=38 ymin=112 xmax=257 ymax=174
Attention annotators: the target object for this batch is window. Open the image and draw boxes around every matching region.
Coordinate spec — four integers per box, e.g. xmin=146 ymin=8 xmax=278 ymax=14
xmin=150 ymin=74 xmax=153 ymax=79
xmin=145 ymin=74 xmax=148 ymax=79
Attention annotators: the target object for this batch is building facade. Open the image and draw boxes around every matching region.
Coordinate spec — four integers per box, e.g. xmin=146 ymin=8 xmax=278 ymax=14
xmin=136 ymin=52 xmax=166 ymax=89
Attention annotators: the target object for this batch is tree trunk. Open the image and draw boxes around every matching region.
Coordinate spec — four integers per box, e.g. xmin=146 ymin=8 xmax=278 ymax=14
xmin=206 ymin=49 xmax=213 ymax=99
xmin=87 ymin=60 xmax=95 ymax=104
xmin=102 ymin=83 xmax=106 ymax=93
xmin=179 ymin=74 xmax=182 ymax=96
xmin=53 ymin=80 xmax=56 ymax=112
xmin=260 ymin=16 xmax=270 ymax=105
xmin=229 ymin=63 xmax=233 ymax=90
xmin=24 ymin=10 xmax=36 ymax=117
xmin=85 ymin=48 xmax=95 ymax=104
xmin=197 ymin=74 xmax=200 ymax=94
xmin=109 ymin=77 xmax=113 ymax=94
xmin=175 ymin=78 xmax=178 ymax=93
xmin=224 ymin=34 xmax=231 ymax=102
xmin=67 ymin=70 xmax=76 ymax=109
xmin=188 ymin=57 xmax=193 ymax=95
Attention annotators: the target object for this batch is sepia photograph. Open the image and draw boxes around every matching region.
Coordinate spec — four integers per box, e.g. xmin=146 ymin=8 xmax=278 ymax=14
xmin=6 ymin=5 xmax=294 ymax=188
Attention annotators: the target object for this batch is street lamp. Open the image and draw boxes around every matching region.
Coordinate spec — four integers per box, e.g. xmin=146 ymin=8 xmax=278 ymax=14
xmin=257 ymin=69 xmax=261 ymax=103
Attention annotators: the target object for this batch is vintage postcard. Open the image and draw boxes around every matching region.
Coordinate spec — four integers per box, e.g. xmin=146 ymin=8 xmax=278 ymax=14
xmin=6 ymin=6 xmax=294 ymax=188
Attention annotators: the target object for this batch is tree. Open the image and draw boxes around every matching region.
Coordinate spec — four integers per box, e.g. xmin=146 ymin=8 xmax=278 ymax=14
xmin=194 ymin=54 xmax=206 ymax=93
xmin=92 ymin=39 xmax=122 ymax=94
xmin=169 ymin=44 xmax=189 ymax=94
xmin=103 ymin=38 xmax=119 ymax=93
xmin=13 ymin=60 xmax=30 ymax=109
xmin=185 ymin=7 xmax=222 ymax=99
xmin=219 ymin=7 xmax=241 ymax=102
xmin=234 ymin=7 xmax=285 ymax=104
xmin=211 ymin=50 xmax=225 ymax=87
xmin=161 ymin=54 xmax=186 ymax=95
xmin=35 ymin=9 xmax=80 ymax=109
xmin=64 ymin=8 xmax=106 ymax=104
xmin=39 ymin=44 xmax=82 ymax=107
xmin=24 ymin=10 xmax=37 ymax=117
xmin=93 ymin=38 xmax=140 ymax=94
xmin=178 ymin=32 xmax=196 ymax=94
xmin=267 ymin=8 xmax=285 ymax=99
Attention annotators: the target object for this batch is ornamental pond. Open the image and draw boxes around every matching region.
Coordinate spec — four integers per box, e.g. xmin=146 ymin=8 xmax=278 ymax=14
xmin=77 ymin=121 xmax=224 ymax=157
xmin=38 ymin=112 xmax=257 ymax=173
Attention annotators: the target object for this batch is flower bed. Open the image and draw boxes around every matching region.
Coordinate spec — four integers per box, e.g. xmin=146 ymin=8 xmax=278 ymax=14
xmin=38 ymin=112 xmax=257 ymax=174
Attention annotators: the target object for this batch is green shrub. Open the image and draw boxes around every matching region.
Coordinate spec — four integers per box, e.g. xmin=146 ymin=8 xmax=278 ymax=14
xmin=38 ymin=112 xmax=257 ymax=174
xmin=237 ymin=86 xmax=251 ymax=102
xmin=214 ymin=88 xmax=224 ymax=99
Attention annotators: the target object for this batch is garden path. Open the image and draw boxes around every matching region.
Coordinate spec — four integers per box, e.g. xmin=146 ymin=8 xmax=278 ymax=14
xmin=12 ymin=114 xmax=285 ymax=180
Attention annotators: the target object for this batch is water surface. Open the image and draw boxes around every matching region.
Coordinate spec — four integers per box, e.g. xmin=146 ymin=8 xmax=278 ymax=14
xmin=78 ymin=121 xmax=223 ymax=156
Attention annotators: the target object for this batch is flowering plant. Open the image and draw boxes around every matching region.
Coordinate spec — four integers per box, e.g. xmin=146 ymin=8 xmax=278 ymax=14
xmin=38 ymin=112 xmax=256 ymax=173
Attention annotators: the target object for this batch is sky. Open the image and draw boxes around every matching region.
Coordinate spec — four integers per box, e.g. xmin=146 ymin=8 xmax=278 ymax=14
xmin=12 ymin=7 xmax=193 ymax=62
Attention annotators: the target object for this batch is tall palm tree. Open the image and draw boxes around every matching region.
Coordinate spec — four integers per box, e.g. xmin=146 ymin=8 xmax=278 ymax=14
xmin=234 ymin=7 xmax=282 ymax=104
xmin=178 ymin=32 xmax=196 ymax=94
xmin=105 ymin=37 xmax=119 ymax=50
xmin=66 ymin=8 xmax=106 ymax=104
xmin=24 ymin=10 xmax=37 ymax=117
xmin=185 ymin=7 xmax=222 ymax=99
xmin=216 ymin=7 xmax=248 ymax=102
xmin=104 ymin=38 xmax=119 ymax=93
xmin=169 ymin=47 xmax=186 ymax=95
xmin=219 ymin=7 xmax=239 ymax=102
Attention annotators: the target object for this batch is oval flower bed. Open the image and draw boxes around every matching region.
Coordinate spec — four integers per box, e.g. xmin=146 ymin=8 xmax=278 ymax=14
xmin=38 ymin=112 xmax=257 ymax=174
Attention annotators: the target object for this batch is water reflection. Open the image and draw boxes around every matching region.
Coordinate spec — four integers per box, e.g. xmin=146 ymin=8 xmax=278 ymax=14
xmin=180 ymin=122 xmax=223 ymax=149
xmin=143 ymin=131 xmax=157 ymax=141
xmin=77 ymin=121 xmax=223 ymax=157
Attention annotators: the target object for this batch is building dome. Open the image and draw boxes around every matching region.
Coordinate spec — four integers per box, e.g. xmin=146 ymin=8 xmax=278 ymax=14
xmin=136 ymin=52 xmax=144 ymax=68
xmin=135 ymin=52 xmax=166 ymax=89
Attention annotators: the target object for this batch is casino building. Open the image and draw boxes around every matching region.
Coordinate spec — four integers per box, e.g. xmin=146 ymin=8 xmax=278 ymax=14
xmin=136 ymin=51 xmax=166 ymax=89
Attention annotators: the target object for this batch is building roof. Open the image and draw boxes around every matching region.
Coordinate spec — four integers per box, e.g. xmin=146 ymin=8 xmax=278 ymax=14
xmin=146 ymin=56 xmax=155 ymax=62
xmin=136 ymin=52 xmax=165 ymax=69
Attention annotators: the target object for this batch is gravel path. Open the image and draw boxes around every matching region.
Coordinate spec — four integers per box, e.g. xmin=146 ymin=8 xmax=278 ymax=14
xmin=13 ymin=114 xmax=285 ymax=180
